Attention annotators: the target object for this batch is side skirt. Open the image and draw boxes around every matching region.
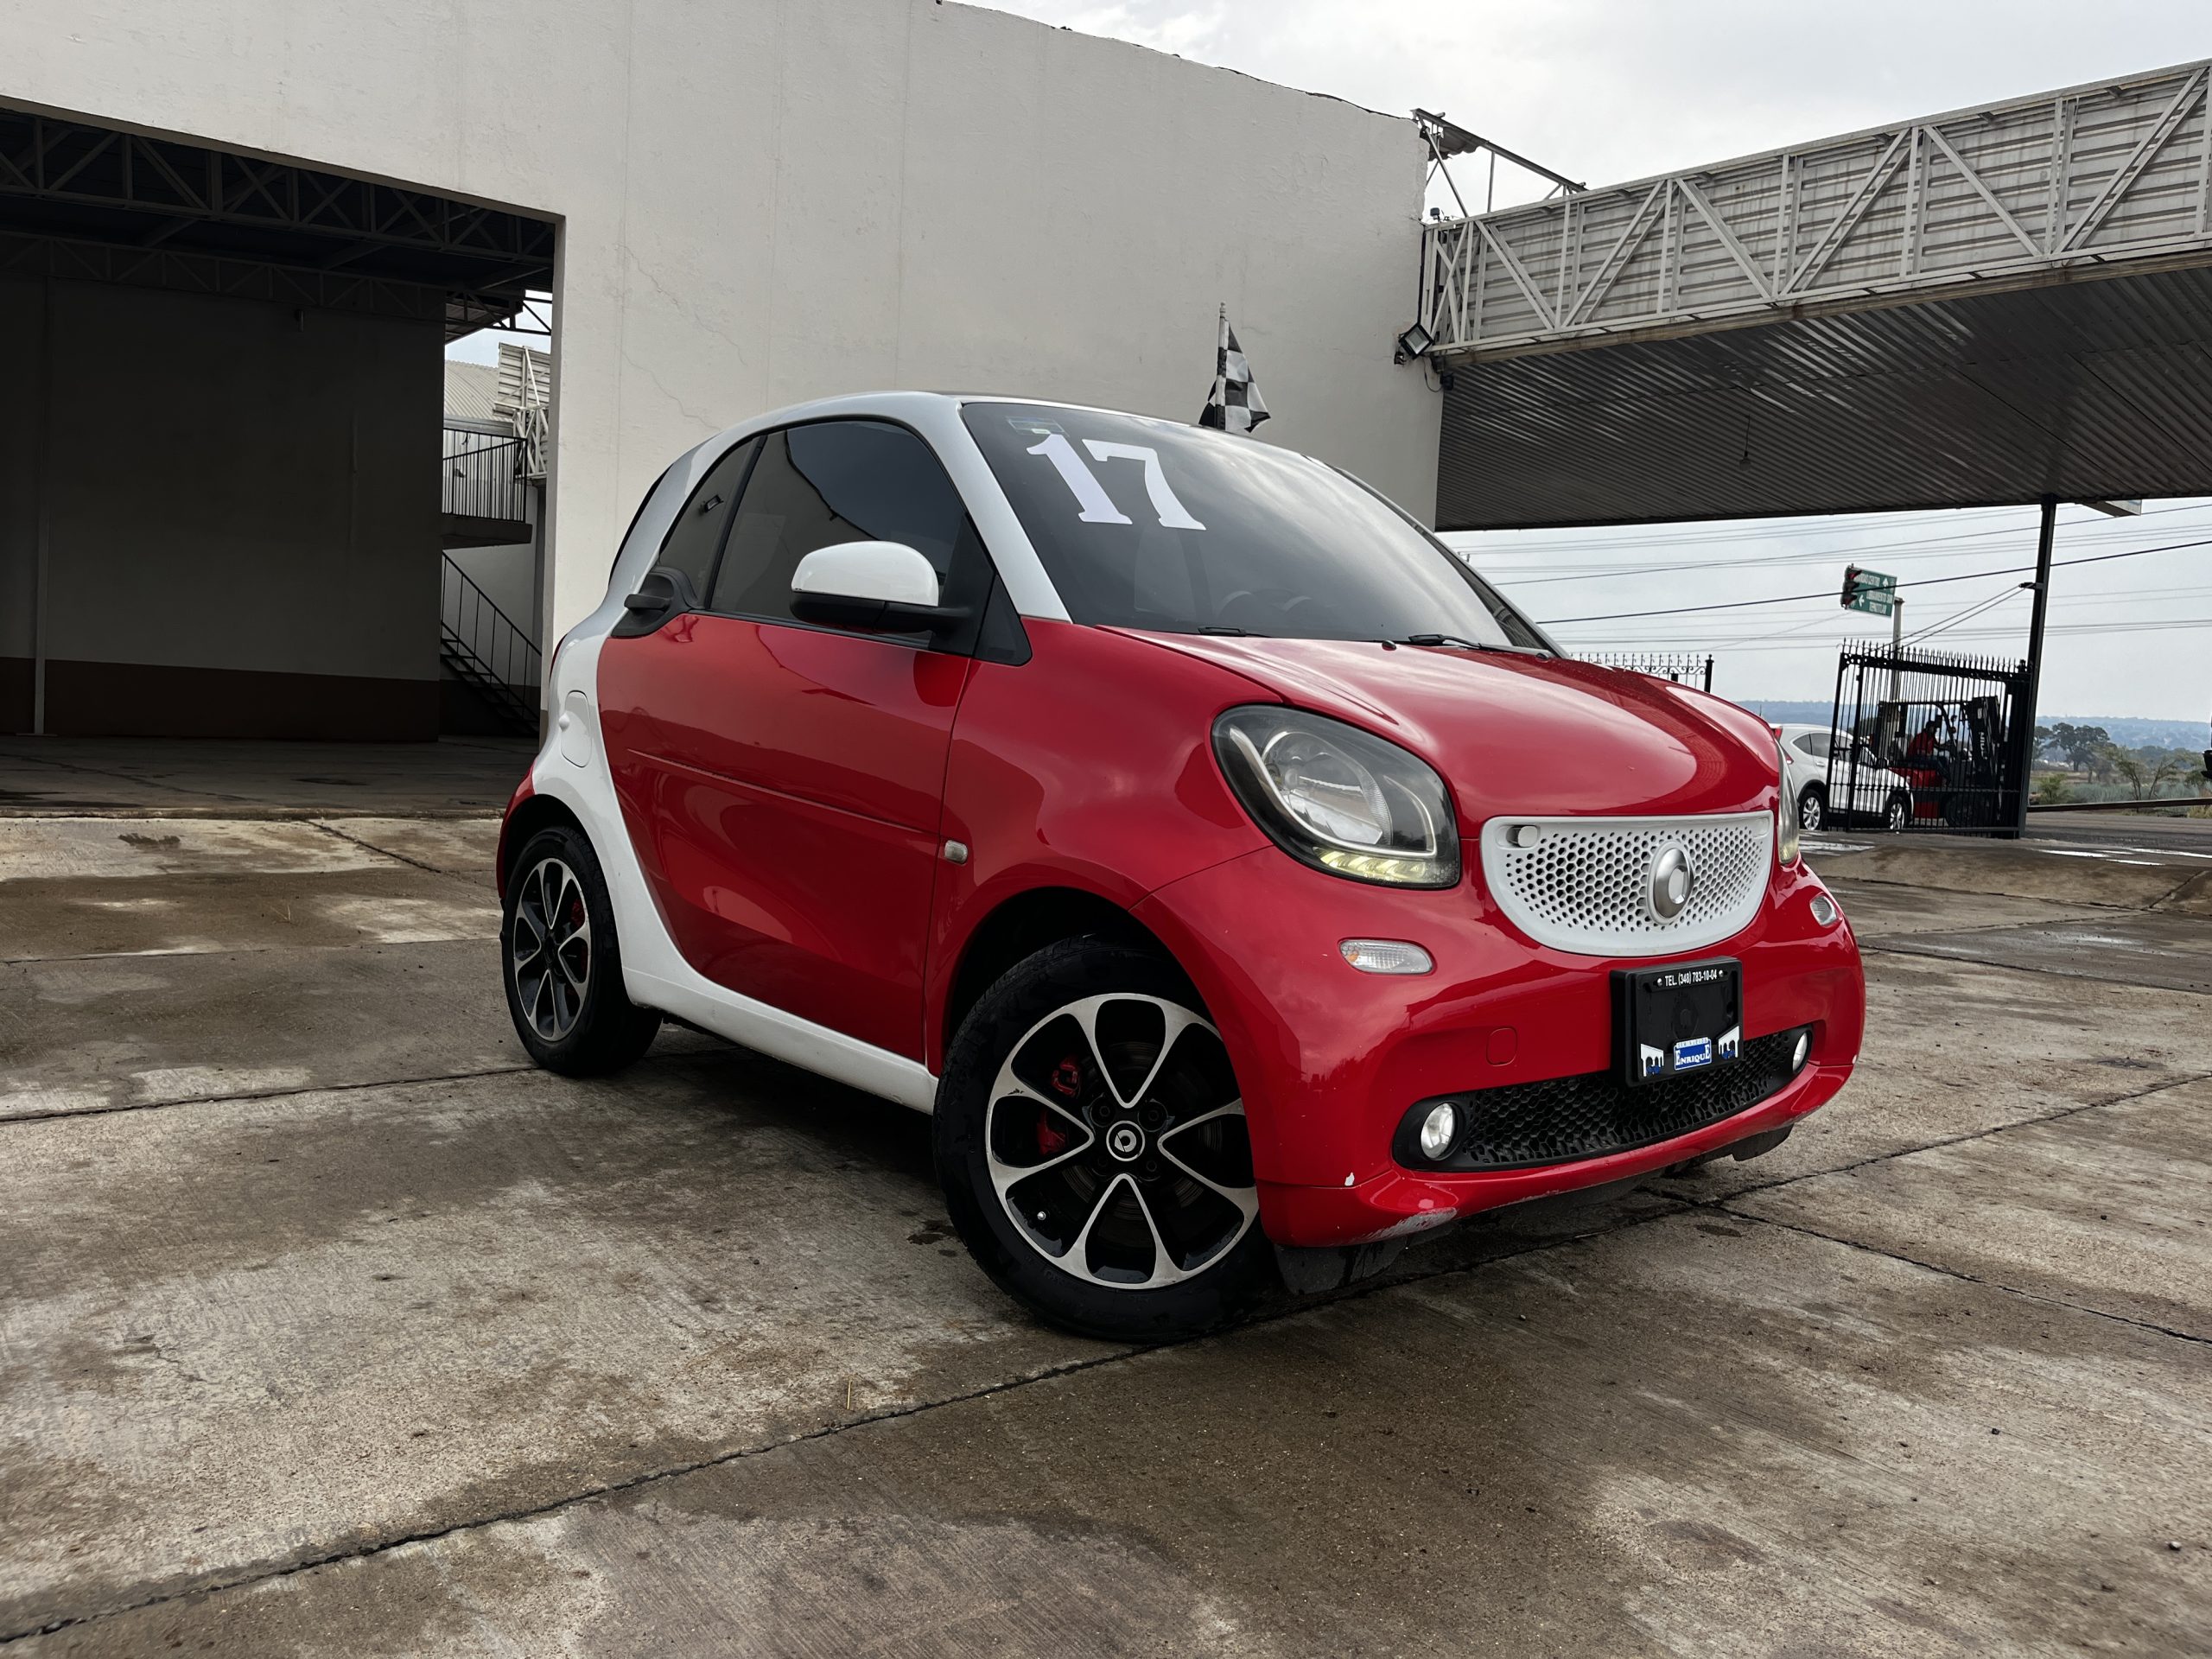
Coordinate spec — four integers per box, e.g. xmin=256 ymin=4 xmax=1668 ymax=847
xmin=624 ymin=969 xmax=939 ymax=1115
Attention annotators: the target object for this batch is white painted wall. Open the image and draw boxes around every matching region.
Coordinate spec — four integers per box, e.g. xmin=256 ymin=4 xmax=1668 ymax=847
xmin=3 ymin=0 xmax=1440 ymax=658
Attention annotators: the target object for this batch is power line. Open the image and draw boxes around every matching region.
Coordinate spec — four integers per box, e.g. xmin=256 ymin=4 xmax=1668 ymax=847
xmin=1532 ymin=534 xmax=2212 ymax=626
xmin=1475 ymin=503 xmax=2212 ymax=587
xmin=1448 ymin=499 xmax=2211 ymax=558
xmin=1902 ymin=586 xmax=2024 ymax=647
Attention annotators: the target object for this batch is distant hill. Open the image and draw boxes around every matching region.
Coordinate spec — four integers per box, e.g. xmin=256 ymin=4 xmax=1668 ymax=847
xmin=1735 ymin=701 xmax=2206 ymax=751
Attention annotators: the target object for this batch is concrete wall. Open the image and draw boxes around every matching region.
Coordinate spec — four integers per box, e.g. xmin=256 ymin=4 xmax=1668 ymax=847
xmin=0 ymin=279 xmax=442 ymax=737
xmin=2 ymin=0 xmax=1440 ymax=657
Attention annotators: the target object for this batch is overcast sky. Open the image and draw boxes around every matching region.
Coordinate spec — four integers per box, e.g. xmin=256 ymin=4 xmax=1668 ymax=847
xmin=971 ymin=1 xmax=2212 ymax=725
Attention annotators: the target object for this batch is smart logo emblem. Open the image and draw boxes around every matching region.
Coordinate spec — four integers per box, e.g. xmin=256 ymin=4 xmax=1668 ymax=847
xmin=1648 ymin=844 xmax=1696 ymax=922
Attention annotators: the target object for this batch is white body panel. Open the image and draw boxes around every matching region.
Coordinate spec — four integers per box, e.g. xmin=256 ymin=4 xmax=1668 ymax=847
xmin=513 ymin=395 xmax=1058 ymax=1115
xmin=521 ymin=389 xmax=1262 ymax=1113
xmin=530 ymin=621 xmax=940 ymax=1114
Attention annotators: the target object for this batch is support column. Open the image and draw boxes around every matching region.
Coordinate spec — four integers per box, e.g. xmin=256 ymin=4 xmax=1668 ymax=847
xmin=2008 ymin=496 xmax=2059 ymax=838
xmin=31 ymin=276 xmax=53 ymax=736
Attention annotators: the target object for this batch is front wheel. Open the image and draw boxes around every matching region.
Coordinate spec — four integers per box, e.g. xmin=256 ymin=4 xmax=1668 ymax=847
xmin=1884 ymin=792 xmax=1912 ymax=834
xmin=935 ymin=939 xmax=1272 ymax=1340
xmin=1796 ymin=785 xmax=1826 ymax=833
xmin=501 ymin=823 xmax=662 ymax=1076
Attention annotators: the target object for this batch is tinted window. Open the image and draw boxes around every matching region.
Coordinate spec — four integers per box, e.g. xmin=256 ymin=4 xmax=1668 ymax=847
xmin=710 ymin=422 xmax=969 ymax=622
xmin=654 ymin=438 xmax=757 ymax=597
xmin=1794 ymin=733 xmax=1830 ymax=759
xmin=960 ymin=402 xmax=1551 ymax=650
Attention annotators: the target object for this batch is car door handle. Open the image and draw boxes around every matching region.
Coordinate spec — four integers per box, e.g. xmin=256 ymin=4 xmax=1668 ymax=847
xmin=613 ymin=567 xmax=705 ymax=638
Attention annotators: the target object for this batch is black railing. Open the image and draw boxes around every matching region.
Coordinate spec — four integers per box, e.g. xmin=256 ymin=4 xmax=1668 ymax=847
xmin=442 ymin=429 xmax=530 ymax=524
xmin=1583 ymin=651 xmax=1714 ymax=691
xmin=440 ymin=555 xmax=539 ymax=734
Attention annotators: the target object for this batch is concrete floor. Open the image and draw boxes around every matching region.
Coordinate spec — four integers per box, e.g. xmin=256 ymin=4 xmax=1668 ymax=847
xmin=0 ymin=737 xmax=536 ymax=817
xmin=1 ymin=785 xmax=2206 ymax=1655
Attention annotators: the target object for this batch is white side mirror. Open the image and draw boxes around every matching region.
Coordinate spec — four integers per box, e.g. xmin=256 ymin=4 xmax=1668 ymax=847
xmin=788 ymin=540 xmax=963 ymax=635
xmin=790 ymin=541 xmax=941 ymax=607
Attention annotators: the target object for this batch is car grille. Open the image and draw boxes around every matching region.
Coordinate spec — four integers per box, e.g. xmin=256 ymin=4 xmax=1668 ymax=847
xmin=1396 ymin=1029 xmax=1806 ymax=1172
xmin=1478 ymin=811 xmax=1771 ymax=957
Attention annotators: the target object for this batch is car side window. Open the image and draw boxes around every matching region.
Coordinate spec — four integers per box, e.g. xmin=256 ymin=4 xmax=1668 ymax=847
xmin=1795 ymin=734 xmax=1829 ymax=760
xmin=709 ymin=421 xmax=970 ymax=626
xmin=653 ymin=437 xmax=759 ymax=600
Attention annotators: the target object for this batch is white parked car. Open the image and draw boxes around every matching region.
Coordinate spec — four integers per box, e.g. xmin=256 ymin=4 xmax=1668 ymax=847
xmin=1778 ymin=724 xmax=1914 ymax=834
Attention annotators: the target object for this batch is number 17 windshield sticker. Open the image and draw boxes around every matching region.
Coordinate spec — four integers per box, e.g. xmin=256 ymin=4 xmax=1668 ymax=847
xmin=1024 ymin=431 xmax=1205 ymax=531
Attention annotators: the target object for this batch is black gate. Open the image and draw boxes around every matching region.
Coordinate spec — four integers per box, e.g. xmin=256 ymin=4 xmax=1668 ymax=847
xmin=1827 ymin=645 xmax=2028 ymax=836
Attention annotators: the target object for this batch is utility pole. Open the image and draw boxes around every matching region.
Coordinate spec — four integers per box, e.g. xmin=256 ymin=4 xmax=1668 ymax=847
xmin=1888 ymin=596 xmax=1904 ymax=704
xmin=2009 ymin=497 xmax=2059 ymax=839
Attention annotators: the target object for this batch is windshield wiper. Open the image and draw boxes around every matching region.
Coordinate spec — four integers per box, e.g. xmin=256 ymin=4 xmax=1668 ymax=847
xmin=1197 ymin=625 xmax=1263 ymax=637
xmin=1391 ymin=632 xmax=1553 ymax=657
xmin=1392 ymin=633 xmax=1495 ymax=651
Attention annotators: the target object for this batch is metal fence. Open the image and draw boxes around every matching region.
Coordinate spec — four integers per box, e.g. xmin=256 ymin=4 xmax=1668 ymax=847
xmin=442 ymin=429 xmax=529 ymax=524
xmin=1582 ymin=651 xmax=1713 ymax=691
xmin=1827 ymin=645 xmax=2027 ymax=835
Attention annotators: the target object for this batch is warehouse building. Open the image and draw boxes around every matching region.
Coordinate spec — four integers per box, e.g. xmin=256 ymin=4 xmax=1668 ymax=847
xmin=0 ymin=0 xmax=1436 ymax=739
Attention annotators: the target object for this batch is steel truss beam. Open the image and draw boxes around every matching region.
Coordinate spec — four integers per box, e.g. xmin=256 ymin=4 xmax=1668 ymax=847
xmin=0 ymin=110 xmax=552 ymax=337
xmin=1419 ymin=60 xmax=2212 ymax=359
xmin=0 ymin=230 xmax=524 ymax=338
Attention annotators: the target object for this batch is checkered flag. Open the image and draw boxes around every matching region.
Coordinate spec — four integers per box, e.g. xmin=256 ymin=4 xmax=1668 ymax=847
xmin=1198 ymin=305 xmax=1269 ymax=435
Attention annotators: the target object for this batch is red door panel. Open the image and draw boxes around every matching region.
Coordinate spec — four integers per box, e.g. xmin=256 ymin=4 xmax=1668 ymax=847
xmin=600 ymin=613 xmax=970 ymax=1058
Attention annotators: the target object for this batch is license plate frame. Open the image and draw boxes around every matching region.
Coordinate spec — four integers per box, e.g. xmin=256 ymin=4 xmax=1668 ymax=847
xmin=1614 ymin=957 xmax=1743 ymax=1087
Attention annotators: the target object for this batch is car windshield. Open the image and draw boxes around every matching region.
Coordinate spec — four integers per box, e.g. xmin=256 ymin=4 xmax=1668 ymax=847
xmin=961 ymin=402 xmax=1552 ymax=651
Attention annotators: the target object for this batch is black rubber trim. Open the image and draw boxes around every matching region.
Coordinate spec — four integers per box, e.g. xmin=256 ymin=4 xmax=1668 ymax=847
xmin=1394 ymin=1027 xmax=1810 ymax=1172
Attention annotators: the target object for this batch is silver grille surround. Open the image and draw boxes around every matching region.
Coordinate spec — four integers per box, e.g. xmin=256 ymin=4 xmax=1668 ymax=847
xmin=1478 ymin=812 xmax=1773 ymax=958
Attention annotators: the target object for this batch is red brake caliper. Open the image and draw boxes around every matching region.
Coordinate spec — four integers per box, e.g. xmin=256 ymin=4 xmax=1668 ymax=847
xmin=1037 ymin=1055 xmax=1081 ymax=1155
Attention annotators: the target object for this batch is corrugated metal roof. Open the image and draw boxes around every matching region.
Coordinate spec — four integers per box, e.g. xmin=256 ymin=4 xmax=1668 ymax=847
xmin=1436 ymin=260 xmax=2212 ymax=527
xmin=1424 ymin=58 xmax=2212 ymax=525
xmin=444 ymin=361 xmax=503 ymax=424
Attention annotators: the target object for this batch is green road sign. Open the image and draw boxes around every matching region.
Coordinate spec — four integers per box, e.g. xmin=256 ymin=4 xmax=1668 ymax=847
xmin=1841 ymin=565 xmax=1897 ymax=616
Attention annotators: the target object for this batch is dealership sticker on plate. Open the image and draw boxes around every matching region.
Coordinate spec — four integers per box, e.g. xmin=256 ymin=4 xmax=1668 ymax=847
xmin=1673 ymin=1037 xmax=1713 ymax=1071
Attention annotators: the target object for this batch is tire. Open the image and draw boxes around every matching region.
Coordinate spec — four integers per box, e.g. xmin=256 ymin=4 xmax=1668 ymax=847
xmin=1796 ymin=785 xmax=1826 ymax=834
xmin=1884 ymin=792 xmax=1911 ymax=834
xmin=935 ymin=938 xmax=1273 ymax=1341
xmin=501 ymin=823 xmax=662 ymax=1076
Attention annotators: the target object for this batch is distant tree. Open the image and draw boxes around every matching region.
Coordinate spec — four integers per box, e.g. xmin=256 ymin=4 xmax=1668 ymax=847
xmin=2047 ymin=722 xmax=2113 ymax=771
xmin=2112 ymin=756 xmax=2181 ymax=800
xmin=2034 ymin=723 xmax=2053 ymax=761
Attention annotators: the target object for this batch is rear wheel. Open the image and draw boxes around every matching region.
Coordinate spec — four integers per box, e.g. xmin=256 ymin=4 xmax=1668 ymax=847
xmin=1884 ymin=792 xmax=1911 ymax=833
xmin=935 ymin=939 xmax=1271 ymax=1340
xmin=501 ymin=824 xmax=661 ymax=1076
xmin=1796 ymin=785 xmax=1826 ymax=833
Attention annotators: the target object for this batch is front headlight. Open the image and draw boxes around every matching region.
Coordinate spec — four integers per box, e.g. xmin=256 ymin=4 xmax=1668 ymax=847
xmin=1777 ymin=736 xmax=1802 ymax=868
xmin=1213 ymin=707 xmax=1460 ymax=887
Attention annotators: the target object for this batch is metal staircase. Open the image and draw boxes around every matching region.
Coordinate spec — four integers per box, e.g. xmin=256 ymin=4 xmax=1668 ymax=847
xmin=440 ymin=554 xmax=540 ymax=736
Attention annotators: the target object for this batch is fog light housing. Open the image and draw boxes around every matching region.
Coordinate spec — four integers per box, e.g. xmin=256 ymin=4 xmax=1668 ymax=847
xmin=1810 ymin=893 xmax=1838 ymax=927
xmin=1417 ymin=1102 xmax=1459 ymax=1161
xmin=1339 ymin=938 xmax=1435 ymax=976
xmin=1791 ymin=1032 xmax=1811 ymax=1072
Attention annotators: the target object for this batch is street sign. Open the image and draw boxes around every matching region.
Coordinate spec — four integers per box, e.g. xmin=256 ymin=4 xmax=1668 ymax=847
xmin=1841 ymin=565 xmax=1897 ymax=616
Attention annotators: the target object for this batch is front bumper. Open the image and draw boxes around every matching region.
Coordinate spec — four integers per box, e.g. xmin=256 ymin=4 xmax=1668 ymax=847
xmin=1133 ymin=842 xmax=1864 ymax=1249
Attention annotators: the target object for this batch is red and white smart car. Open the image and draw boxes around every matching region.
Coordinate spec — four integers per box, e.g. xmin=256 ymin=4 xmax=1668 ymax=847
xmin=496 ymin=393 xmax=1865 ymax=1338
